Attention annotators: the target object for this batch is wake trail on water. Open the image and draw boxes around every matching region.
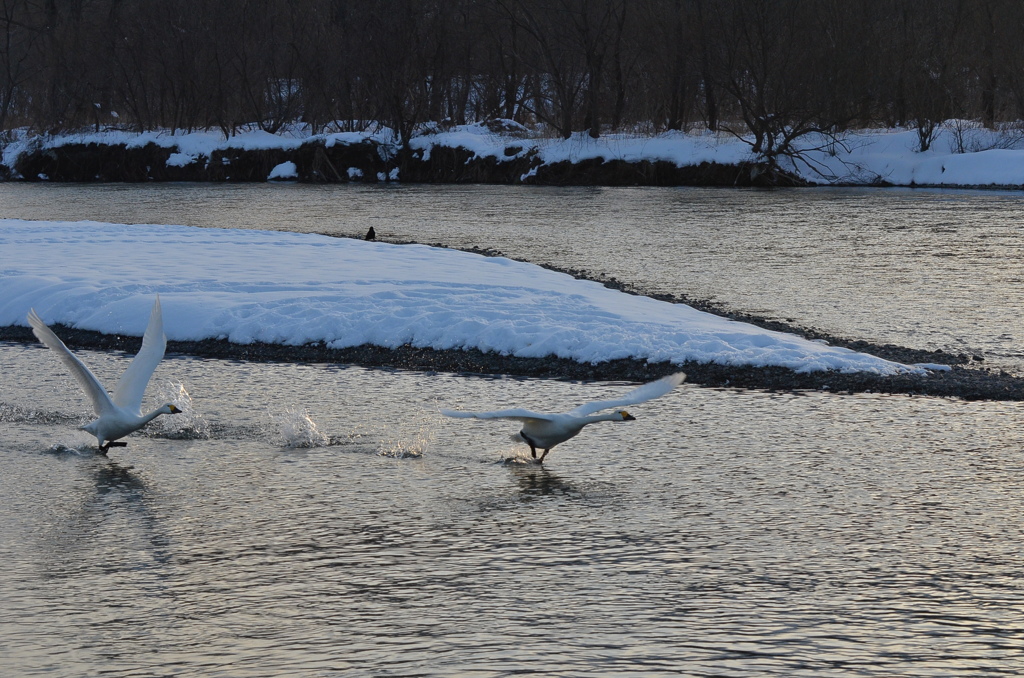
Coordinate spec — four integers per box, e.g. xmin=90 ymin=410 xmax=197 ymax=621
xmin=0 ymin=402 xmax=83 ymax=427
xmin=7 ymin=395 xmax=442 ymax=458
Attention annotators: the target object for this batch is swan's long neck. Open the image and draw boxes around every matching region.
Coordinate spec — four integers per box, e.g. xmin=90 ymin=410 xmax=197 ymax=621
xmin=582 ymin=413 xmax=625 ymax=425
xmin=139 ymin=405 xmax=172 ymax=425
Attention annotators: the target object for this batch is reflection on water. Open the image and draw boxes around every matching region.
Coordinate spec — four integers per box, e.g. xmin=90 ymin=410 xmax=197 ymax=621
xmin=509 ymin=465 xmax=579 ymax=498
xmin=2 ymin=342 xmax=1023 ymax=675
xmin=91 ymin=458 xmax=148 ymax=496
xmin=0 ymin=182 xmax=1020 ymax=374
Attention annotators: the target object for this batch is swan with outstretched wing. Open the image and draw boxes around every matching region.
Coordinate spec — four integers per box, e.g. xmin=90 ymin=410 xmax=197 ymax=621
xmin=442 ymin=372 xmax=685 ymax=462
xmin=28 ymin=296 xmax=181 ymax=453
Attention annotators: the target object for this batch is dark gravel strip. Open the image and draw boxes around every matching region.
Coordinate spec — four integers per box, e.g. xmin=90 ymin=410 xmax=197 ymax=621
xmin=3 ymin=325 xmax=1022 ymax=401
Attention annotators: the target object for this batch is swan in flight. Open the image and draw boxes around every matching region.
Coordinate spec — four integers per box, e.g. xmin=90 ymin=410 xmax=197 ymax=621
xmin=27 ymin=296 xmax=181 ymax=453
xmin=441 ymin=372 xmax=685 ymax=462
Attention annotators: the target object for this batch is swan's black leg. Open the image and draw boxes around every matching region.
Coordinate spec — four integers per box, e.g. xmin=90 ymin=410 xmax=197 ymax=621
xmin=538 ymin=448 xmax=550 ymax=463
xmin=98 ymin=441 xmax=127 ymax=454
xmin=520 ymin=431 xmax=539 ymax=459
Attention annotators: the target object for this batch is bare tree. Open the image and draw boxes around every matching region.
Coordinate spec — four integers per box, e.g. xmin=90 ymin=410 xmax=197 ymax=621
xmin=4 ymin=0 xmax=1024 ymax=154
xmin=0 ymin=0 xmax=44 ymax=132
xmin=705 ymin=0 xmax=859 ymax=177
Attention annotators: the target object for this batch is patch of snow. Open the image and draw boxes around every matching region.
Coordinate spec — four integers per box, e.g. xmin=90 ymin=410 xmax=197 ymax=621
xmin=166 ymin=152 xmax=198 ymax=168
xmin=268 ymin=161 xmax=298 ymax=180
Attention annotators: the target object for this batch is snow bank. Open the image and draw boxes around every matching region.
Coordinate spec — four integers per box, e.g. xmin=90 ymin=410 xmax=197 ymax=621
xmin=0 ymin=219 xmax=922 ymax=375
xmin=781 ymin=128 xmax=1024 ymax=186
xmin=5 ymin=122 xmax=1024 ymax=187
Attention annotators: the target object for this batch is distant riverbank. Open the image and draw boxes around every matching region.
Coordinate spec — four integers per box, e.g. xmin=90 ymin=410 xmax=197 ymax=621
xmin=4 ymin=123 xmax=1024 ymax=189
xmin=2 ymin=131 xmax=787 ymax=187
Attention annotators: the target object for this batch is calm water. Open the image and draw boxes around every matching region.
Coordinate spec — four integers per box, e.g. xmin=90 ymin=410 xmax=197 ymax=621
xmin=2 ymin=341 xmax=1024 ymax=676
xmin=2 ymin=183 xmax=1024 ymax=675
xmin=0 ymin=183 xmax=1021 ymax=375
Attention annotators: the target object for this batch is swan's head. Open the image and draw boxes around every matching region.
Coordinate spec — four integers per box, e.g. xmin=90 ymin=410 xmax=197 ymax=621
xmin=163 ymin=404 xmax=183 ymax=415
xmin=619 ymin=410 xmax=636 ymax=421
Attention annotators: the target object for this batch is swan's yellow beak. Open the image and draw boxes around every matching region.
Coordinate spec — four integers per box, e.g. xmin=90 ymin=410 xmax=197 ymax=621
xmin=169 ymin=405 xmax=182 ymax=414
xmin=620 ymin=411 xmax=636 ymax=421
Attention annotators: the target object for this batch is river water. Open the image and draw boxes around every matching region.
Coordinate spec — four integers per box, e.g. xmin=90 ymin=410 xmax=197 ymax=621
xmin=2 ymin=183 xmax=1024 ymax=676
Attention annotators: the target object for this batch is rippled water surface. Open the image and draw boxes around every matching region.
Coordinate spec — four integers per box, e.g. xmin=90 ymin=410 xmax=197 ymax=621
xmin=2 ymin=342 xmax=1024 ymax=676
xmin=2 ymin=182 xmax=1024 ymax=675
xmin=0 ymin=182 xmax=1021 ymax=374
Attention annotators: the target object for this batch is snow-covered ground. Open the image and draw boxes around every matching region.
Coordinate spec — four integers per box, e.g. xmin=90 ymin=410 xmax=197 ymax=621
xmin=1 ymin=219 xmax=931 ymax=375
xmin=4 ymin=122 xmax=1024 ymax=187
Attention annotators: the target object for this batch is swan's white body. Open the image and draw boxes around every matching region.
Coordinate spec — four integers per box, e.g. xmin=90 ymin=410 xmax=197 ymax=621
xmin=441 ymin=372 xmax=685 ymax=461
xmin=27 ymin=297 xmax=180 ymax=452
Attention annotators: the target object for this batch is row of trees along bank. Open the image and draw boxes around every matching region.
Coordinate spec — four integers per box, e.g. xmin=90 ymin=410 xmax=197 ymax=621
xmin=1 ymin=0 xmax=1021 ymax=168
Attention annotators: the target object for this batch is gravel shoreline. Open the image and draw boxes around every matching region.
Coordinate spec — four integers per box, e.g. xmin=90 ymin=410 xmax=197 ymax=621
xmin=5 ymin=237 xmax=1021 ymax=401
xmin=2 ymin=326 xmax=1022 ymax=400
xmin=3 ymin=315 xmax=1022 ymax=402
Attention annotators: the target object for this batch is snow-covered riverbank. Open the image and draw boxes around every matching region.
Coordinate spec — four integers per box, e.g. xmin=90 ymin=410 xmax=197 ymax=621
xmin=4 ymin=122 xmax=1024 ymax=188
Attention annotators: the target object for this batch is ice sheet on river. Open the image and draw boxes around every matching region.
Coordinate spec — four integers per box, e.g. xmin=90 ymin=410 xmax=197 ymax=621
xmin=0 ymin=219 xmax=921 ymax=375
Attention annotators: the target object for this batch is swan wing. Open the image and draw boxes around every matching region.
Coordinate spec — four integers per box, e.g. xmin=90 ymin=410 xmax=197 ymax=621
xmin=112 ymin=296 xmax=167 ymax=411
xmin=440 ymin=407 xmax=556 ymax=423
xmin=27 ymin=308 xmax=116 ymax=417
xmin=568 ymin=372 xmax=686 ymax=417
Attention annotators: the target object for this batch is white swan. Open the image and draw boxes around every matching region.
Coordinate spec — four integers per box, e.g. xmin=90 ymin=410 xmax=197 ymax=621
xmin=441 ymin=372 xmax=686 ymax=462
xmin=27 ymin=296 xmax=181 ymax=453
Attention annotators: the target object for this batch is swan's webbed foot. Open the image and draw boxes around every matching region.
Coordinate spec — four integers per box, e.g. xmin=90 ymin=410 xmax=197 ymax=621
xmin=98 ymin=441 xmax=127 ymax=454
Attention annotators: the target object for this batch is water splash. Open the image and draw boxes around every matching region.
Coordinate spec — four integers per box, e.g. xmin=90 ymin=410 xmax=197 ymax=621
xmin=499 ymin=442 xmax=539 ymax=465
xmin=40 ymin=429 xmax=102 ymax=455
xmin=152 ymin=381 xmax=210 ymax=439
xmin=273 ymin=406 xmax=329 ymax=448
xmin=45 ymin=441 xmax=94 ymax=456
xmin=375 ymin=410 xmax=440 ymax=459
